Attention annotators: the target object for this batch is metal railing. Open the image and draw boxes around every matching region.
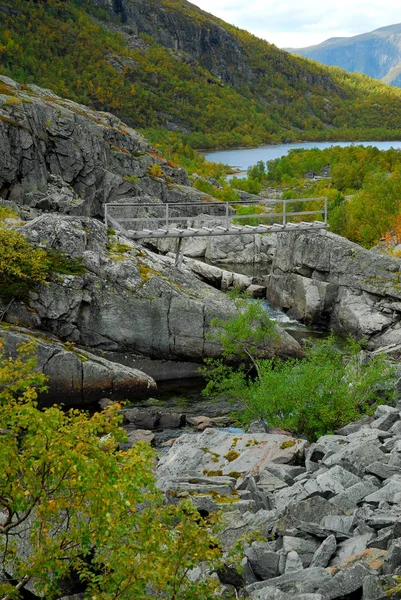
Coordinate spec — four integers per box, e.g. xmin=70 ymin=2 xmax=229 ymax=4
xmin=104 ymin=197 xmax=328 ymax=240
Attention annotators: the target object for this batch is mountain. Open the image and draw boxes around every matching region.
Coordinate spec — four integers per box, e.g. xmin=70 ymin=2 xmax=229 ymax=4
xmin=2 ymin=0 xmax=401 ymax=149
xmin=288 ymin=23 xmax=401 ymax=87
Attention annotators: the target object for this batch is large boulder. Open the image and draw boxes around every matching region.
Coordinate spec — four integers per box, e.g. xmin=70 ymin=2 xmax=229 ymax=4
xmin=266 ymin=230 xmax=401 ymax=348
xmin=156 ymin=429 xmax=308 ymax=479
xmin=0 ymin=325 xmax=155 ymax=405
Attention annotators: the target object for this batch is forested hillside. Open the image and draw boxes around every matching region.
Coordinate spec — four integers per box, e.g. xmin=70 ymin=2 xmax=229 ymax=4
xmin=2 ymin=0 xmax=401 ymax=149
xmin=235 ymin=145 xmax=401 ymax=248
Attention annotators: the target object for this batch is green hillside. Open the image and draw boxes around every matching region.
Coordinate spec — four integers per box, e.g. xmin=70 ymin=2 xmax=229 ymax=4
xmin=2 ymin=0 xmax=401 ymax=150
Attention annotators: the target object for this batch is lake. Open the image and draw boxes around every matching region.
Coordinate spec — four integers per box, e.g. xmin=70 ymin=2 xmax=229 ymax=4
xmin=204 ymin=140 xmax=401 ymax=177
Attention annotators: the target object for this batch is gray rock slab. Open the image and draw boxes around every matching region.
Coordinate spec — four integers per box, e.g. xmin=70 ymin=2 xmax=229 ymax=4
xmin=317 ymin=563 xmax=370 ymax=599
xmin=392 ymin=439 xmax=401 ymax=452
xmin=390 ymin=420 xmax=401 ymax=435
xmin=329 ymin=479 xmax=380 ymax=511
xmin=371 ymin=411 xmax=400 ymax=431
xmin=365 ymin=461 xmax=399 ymax=479
xmin=284 ymin=550 xmax=304 ymax=573
xmin=297 ymin=522 xmax=334 ymax=538
xmin=322 ymin=441 xmax=387 ymax=476
xmin=245 ymin=542 xmax=280 ymax=580
xmin=156 ymin=429 xmax=308 ymax=479
xmin=365 ymin=479 xmax=401 ymax=504
xmin=329 ymin=532 xmax=375 ymax=567
xmin=265 ymin=464 xmax=305 ymax=484
xmin=307 ymin=436 xmax=348 ymax=461
xmin=362 ymin=574 xmax=401 ymax=600
xmin=275 ymin=496 xmax=343 ymax=536
xmin=316 ymin=465 xmax=361 ymax=495
xmin=273 ymin=483 xmax=309 ymax=516
xmin=383 ymin=538 xmax=401 ymax=574
xmin=159 ymin=412 xmax=185 ymax=428
xmin=0 ymin=325 xmax=155 ymax=406
xmin=335 ymin=415 xmax=373 ymax=436
xmin=367 ymin=526 xmax=394 ymax=549
xmin=305 ymin=459 xmax=321 ymax=473
xmin=249 ymin=594 xmax=323 ymax=600
xmin=367 ymin=508 xmax=401 ymax=529
xmin=310 ymin=535 xmax=337 ymax=568
xmin=282 ymin=536 xmax=320 ymax=567
xmin=241 ymin=557 xmax=259 ymax=586
xmin=375 ymin=405 xmax=399 ymax=419
xmin=246 ymin=284 xmax=267 ymax=298
xmin=345 ymin=427 xmax=393 ymax=443
xmin=303 ymin=479 xmax=321 ymax=495
xmin=120 ymin=429 xmax=155 ymax=448
xmin=244 ymin=568 xmax=332 ymax=595
xmin=258 ymin=471 xmax=288 ymax=493
xmin=220 ymin=509 xmax=277 ymax=549
xmin=320 ymin=515 xmax=356 ymax=538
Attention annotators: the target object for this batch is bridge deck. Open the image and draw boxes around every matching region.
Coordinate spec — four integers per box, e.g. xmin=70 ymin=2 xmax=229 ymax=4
xmin=105 ymin=198 xmax=328 ymax=240
xmin=113 ymin=221 xmax=328 ymax=240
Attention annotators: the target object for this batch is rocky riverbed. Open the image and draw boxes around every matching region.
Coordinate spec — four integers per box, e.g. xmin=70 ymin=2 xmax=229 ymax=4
xmin=151 ymin=405 xmax=401 ymax=599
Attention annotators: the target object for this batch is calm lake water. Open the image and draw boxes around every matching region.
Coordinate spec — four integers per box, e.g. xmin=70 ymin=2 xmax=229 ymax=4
xmin=204 ymin=140 xmax=401 ymax=176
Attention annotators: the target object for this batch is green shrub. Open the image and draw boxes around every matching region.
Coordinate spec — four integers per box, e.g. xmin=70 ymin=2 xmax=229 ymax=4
xmin=0 ymin=342 xmax=224 ymax=600
xmin=47 ymin=248 xmax=86 ymax=275
xmin=203 ymin=303 xmax=396 ymax=440
xmin=0 ymin=223 xmax=50 ymax=301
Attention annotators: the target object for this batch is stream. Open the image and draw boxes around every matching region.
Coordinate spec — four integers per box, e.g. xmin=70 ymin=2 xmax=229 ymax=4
xmin=122 ymin=294 xmax=327 ymax=422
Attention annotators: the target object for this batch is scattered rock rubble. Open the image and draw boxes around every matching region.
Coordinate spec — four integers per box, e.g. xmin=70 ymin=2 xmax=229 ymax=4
xmin=155 ymin=404 xmax=401 ymax=599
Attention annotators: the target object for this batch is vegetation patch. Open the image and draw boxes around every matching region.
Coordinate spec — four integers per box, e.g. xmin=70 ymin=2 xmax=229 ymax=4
xmin=0 ymin=206 xmax=18 ymax=220
xmin=148 ymin=163 xmax=164 ymax=178
xmin=0 ymin=342 xmax=224 ymax=599
xmin=280 ymin=439 xmax=297 ymax=450
xmin=245 ymin=439 xmax=261 ymax=448
xmin=234 ymin=146 xmax=401 ymax=249
xmin=137 ymin=258 xmax=161 ymax=281
xmin=202 ymin=469 xmax=223 ymax=477
xmin=224 ymin=450 xmax=240 ymax=463
xmin=124 ymin=174 xmax=139 ymax=183
xmin=107 ymin=240 xmax=132 ymax=261
xmin=47 ymin=249 xmax=86 ymax=276
xmin=202 ymin=300 xmax=397 ymax=441
xmin=201 ymin=447 xmax=220 ymax=459
xmin=0 ymin=223 xmax=50 ymax=301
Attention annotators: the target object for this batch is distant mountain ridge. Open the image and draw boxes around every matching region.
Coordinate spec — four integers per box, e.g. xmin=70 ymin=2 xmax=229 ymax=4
xmin=288 ymin=23 xmax=401 ymax=87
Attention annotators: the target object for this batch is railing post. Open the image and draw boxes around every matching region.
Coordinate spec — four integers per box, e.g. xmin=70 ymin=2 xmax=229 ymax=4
xmin=225 ymin=203 xmax=229 ymax=230
xmin=105 ymin=204 xmax=108 ymax=229
xmin=165 ymin=203 xmax=169 ymax=231
xmin=283 ymin=200 xmax=286 ymax=226
xmin=324 ymin=197 xmax=328 ymax=224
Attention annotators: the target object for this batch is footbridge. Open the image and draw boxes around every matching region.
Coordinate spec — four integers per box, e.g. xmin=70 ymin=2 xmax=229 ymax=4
xmin=104 ymin=197 xmax=329 ymax=241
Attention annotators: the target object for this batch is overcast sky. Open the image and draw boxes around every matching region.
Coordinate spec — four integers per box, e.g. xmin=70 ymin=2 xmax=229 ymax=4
xmin=190 ymin=0 xmax=400 ymax=48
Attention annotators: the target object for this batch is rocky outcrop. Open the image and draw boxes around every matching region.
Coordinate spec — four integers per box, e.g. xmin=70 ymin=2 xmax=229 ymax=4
xmin=2 ymin=213 xmax=301 ymax=361
xmin=1 ymin=324 xmax=155 ymax=405
xmin=157 ymin=404 xmax=401 ymax=598
xmin=266 ymin=230 xmax=401 ymax=349
xmin=0 ymin=76 xmax=188 ymax=217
